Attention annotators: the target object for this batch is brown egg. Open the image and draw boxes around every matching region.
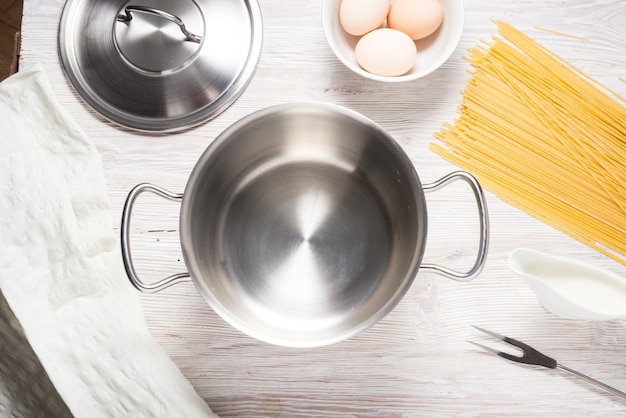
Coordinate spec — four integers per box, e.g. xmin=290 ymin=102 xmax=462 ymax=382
xmin=355 ymin=28 xmax=417 ymax=77
xmin=339 ymin=0 xmax=391 ymax=36
xmin=388 ymin=0 xmax=444 ymax=41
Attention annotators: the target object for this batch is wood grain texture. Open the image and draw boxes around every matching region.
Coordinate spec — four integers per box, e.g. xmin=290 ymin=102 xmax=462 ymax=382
xmin=19 ymin=0 xmax=626 ymax=416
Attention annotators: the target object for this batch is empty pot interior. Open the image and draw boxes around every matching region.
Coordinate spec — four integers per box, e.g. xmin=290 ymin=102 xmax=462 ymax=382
xmin=180 ymin=104 xmax=426 ymax=346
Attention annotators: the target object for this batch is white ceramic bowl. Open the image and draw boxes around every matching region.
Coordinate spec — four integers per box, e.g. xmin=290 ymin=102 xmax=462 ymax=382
xmin=322 ymin=0 xmax=464 ymax=82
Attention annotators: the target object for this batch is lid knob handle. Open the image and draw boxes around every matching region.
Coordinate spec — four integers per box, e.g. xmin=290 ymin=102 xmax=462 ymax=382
xmin=117 ymin=5 xmax=203 ymax=43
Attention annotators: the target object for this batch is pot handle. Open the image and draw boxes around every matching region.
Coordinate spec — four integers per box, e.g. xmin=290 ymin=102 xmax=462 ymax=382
xmin=121 ymin=183 xmax=192 ymax=293
xmin=117 ymin=6 xmax=203 ymax=43
xmin=420 ymin=171 xmax=489 ymax=282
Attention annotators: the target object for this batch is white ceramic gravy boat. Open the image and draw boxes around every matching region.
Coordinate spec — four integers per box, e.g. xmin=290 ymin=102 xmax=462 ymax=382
xmin=509 ymin=248 xmax=626 ymax=321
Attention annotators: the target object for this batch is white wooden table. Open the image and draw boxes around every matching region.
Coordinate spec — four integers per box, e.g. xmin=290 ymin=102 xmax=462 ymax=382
xmin=20 ymin=0 xmax=626 ymax=416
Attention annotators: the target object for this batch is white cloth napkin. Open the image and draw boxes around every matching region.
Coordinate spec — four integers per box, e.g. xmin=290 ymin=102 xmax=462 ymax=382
xmin=0 ymin=65 xmax=217 ymax=418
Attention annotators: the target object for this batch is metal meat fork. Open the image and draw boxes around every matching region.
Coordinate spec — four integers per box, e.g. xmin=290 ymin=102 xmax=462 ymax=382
xmin=469 ymin=325 xmax=626 ymax=400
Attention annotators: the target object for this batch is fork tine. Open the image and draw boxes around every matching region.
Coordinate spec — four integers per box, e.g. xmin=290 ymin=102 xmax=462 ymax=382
xmin=468 ymin=339 xmax=524 ymax=365
xmin=467 ymin=340 xmax=501 ymax=356
xmin=471 ymin=325 xmax=506 ymax=340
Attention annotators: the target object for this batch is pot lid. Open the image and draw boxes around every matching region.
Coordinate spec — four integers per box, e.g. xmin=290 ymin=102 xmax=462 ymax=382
xmin=59 ymin=0 xmax=262 ymax=132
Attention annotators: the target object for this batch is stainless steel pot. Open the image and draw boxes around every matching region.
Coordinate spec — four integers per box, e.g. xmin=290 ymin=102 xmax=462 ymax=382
xmin=121 ymin=102 xmax=489 ymax=347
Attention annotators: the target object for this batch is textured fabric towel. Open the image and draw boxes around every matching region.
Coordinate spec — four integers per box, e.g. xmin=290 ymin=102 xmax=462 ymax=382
xmin=0 ymin=65 xmax=217 ymax=418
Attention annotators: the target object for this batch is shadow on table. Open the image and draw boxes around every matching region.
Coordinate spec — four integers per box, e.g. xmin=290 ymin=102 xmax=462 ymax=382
xmin=0 ymin=292 xmax=72 ymax=417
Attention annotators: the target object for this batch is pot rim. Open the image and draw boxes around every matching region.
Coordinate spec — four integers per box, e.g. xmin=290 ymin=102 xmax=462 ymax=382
xmin=180 ymin=102 xmax=428 ymax=347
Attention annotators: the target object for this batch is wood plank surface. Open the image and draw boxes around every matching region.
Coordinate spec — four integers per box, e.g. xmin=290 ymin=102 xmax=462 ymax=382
xmin=17 ymin=0 xmax=626 ymax=416
xmin=0 ymin=0 xmax=22 ymax=80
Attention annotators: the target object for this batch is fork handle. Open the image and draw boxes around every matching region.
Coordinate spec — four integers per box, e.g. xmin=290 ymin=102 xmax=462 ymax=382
xmin=557 ymin=364 xmax=626 ymax=400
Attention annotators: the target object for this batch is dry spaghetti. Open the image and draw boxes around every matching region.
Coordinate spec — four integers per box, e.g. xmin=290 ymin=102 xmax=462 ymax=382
xmin=430 ymin=21 xmax=626 ymax=265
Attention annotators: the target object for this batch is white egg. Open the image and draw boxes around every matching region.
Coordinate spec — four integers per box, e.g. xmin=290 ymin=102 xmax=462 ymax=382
xmin=339 ymin=0 xmax=391 ymax=36
xmin=355 ymin=28 xmax=417 ymax=77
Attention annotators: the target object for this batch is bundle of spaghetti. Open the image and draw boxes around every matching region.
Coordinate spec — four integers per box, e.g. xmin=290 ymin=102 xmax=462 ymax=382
xmin=430 ymin=21 xmax=626 ymax=265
